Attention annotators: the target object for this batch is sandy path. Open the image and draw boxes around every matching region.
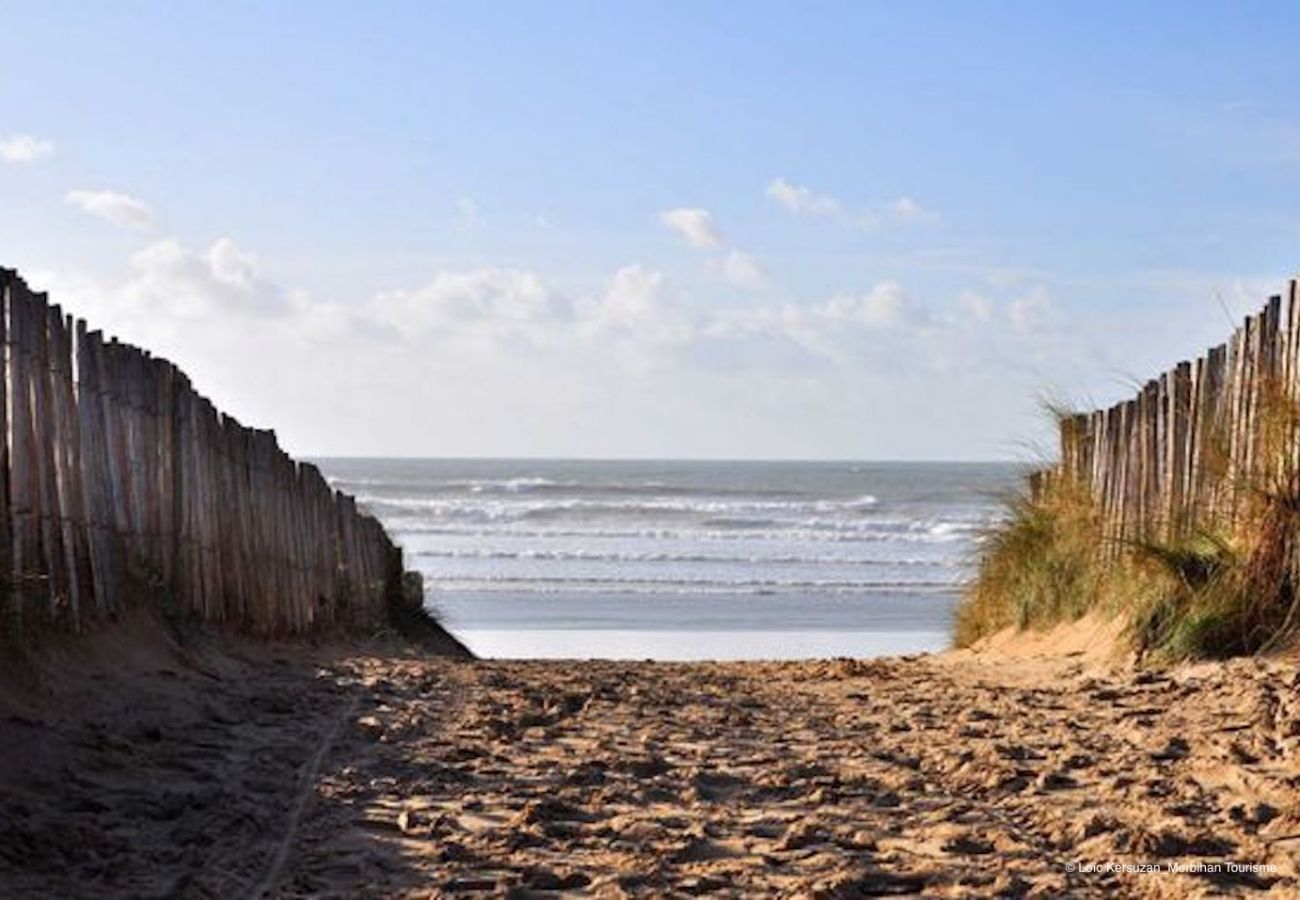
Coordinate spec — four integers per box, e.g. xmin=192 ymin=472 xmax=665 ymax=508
xmin=275 ymin=653 xmax=1300 ymax=898
xmin=0 ymin=634 xmax=359 ymax=899
xmin=5 ymin=636 xmax=1300 ymax=897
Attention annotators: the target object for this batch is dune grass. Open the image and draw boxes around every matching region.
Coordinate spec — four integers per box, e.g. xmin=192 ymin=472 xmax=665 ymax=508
xmin=952 ymin=477 xmax=1248 ymax=658
xmin=1134 ymin=383 xmax=1300 ymax=659
xmin=956 ymin=388 xmax=1300 ymax=660
xmin=954 ymin=478 xmax=1110 ymax=648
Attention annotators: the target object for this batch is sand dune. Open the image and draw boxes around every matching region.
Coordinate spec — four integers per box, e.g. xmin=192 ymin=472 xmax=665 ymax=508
xmin=2 ymin=617 xmax=1298 ymax=897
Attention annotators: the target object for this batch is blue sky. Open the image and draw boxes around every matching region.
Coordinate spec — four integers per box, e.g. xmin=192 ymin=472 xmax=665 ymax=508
xmin=2 ymin=1 xmax=1300 ymax=458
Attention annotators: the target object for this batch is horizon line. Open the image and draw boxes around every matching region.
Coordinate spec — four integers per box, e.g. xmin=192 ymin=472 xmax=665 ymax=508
xmin=301 ymin=454 xmax=1034 ymax=464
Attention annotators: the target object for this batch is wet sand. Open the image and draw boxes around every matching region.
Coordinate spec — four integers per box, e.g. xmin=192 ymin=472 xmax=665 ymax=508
xmin=2 ymin=619 xmax=1299 ymax=897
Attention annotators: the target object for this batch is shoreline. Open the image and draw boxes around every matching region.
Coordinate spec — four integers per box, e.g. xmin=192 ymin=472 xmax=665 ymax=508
xmin=2 ymin=613 xmax=1297 ymax=897
xmin=448 ymin=627 xmax=951 ymax=661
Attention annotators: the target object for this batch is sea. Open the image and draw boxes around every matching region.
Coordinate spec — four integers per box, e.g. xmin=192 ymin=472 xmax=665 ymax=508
xmin=316 ymin=459 xmax=1022 ymax=661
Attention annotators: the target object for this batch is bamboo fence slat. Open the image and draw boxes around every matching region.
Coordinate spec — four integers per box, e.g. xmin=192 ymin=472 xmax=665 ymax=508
xmin=1040 ymin=279 xmax=1300 ymax=548
xmin=0 ymin=270 xmax=405 ymax=636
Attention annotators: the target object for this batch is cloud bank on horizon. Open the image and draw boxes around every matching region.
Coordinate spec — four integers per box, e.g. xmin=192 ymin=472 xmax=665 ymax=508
xmin=0 ymin=2 xmax=1296 ymax=460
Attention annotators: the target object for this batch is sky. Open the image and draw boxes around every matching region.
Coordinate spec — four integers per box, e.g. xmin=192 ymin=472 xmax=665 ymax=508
xmin=2 ymin=1 xmax=1300 ymax=460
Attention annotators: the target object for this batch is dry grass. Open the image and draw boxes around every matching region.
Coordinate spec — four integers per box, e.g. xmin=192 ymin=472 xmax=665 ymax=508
xmin=954 ymin=478 xmax=1112 ymax=647
xmin=1133 ymin=382 xmax=1300 ymax=659
xmin=956 ymin=382 xmax=1300 ymax=659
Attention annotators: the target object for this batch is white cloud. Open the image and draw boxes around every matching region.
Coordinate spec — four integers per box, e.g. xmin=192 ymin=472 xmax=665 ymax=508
xmin=66 ymin=189 xmax=154 ymax=230
xmin=0 ymin=134 xmax=54 ymax=164
xmin=721 ymin=251 xmax=767 ymax=290
xmin=765 ymin=178 xmax=938 ymax=228
xmin=349 ymin=267 xmax=1050 ymax=383
xmin=588 ymin=265 xmax=667 ymax=331
xmin=659 ymin=208 xmax=767 ymax=290
xmin=1008 ymin=286 xmax=1053 ymax=334
xmin=888 ymin=196 xmax=938 ymax=223
xmin=32 ymin=226 xmax=1085 ymax=459
xmin=207 ymin=237 xmax=260 ymax=288
xmin=815 ymin=282 xmax=911 ymax=329
xmin=659 ymin=207 xmax=723 ymax=249
xmin=580 ymin=265 xmax=694 ymax=362
xmin=765 ymin=178 xmax=842 ymax=217
xmin=370 ymin=269 xmax=564 ymax=342
xmin=118 ymin=238 xmax=293 ymax=319
xmin=46 ymin=235 xmax=1058 ymax=377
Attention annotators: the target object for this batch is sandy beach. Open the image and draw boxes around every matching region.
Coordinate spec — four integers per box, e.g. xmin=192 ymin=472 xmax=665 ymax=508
xmin=0 ymin=615 xmax=1296 ymax=898
xmin=11 ymin=4 xmax=1300 ymax=897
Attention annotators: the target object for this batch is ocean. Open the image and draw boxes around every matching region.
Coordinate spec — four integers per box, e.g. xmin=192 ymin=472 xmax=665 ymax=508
xmin=316 ymin=459 xmax=1022 ymax=660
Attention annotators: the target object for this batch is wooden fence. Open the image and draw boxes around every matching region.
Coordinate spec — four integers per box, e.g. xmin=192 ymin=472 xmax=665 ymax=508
xmin=1038 ymin=279 xmax=1300 ymax=546
xmin=0 ymin=267 xmax=406 ymax=637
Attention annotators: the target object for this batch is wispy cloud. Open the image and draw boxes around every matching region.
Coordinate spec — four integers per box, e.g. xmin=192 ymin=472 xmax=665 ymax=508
xmin=1007 ymin=286 xmax=1053 ymax=335
xmin=65 ymin=189 xmax=154 ymax=230
xmin=659 ymin=207 xmax=768 ymax=291
xmin=815 ymin=282 xmax=911 ymax=329
xmin=887 ymin=196 xmax=938 ymax=223
xmin=659 ymin=207 xmax=724 ymax=249
xmin=721 ymin=251 xmax=767 ymax=290
xmin=0 ymin=133 xmax=54 ymax=164
xmin=765 ymin=178 xmax=938 ymax=228
xmin=765 ymin=178 xmax=842 ymax=217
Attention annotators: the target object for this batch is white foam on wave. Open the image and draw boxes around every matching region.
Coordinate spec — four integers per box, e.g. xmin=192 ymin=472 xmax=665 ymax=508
xmin=356 ymin=494 xmax=997 ymax=544
xmin=411 ymin=547 xmax=954 ymax=567
xmin=422 ymin=573 xmax=964 ymax=592
xmin=355 ymin=492 xmax=904 ymax=518
xmin=389 ymin=522 xmax=990 ymax=545
xmin=467 ymin=476 xmax=558 ymax=493
xmin=426 ymin=582 xmax=957 ymax=596
xmin=318 ymin=460 xmax=1023 ymax=644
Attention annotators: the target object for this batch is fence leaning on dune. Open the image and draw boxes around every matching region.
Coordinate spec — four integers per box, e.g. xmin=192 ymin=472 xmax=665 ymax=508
xmin=0 ymin=266 xmax=409 ymax=639
xmin=1034 ymin=280 xmax=1300 ymax=550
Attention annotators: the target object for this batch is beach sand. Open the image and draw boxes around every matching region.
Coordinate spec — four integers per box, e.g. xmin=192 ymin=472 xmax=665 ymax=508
xmin=2 ymin=615 xmax=1299 ymax=897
